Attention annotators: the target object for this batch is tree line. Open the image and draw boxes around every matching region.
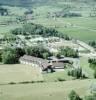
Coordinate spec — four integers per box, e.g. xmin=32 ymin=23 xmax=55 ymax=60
xmin=88 ymin=58 xmax=96 ymax=78
xmin=68 ymin=90 xmax=96 ymax=100
xmin=0 ymin=46 xmax=52 ymax=64
xmin=0 ymin=46 xmax=79 ymax=64
xmin=11 ymin=23 xmax=70 ymax=40
xmin=57 ymin=47 xmax=79 ymax=58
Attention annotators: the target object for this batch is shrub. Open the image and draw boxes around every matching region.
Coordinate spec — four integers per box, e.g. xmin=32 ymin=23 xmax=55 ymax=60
xmin=59 ymin=47 xmax=78 ymax=58
xmin=8 ymin=82 xmax=16 ymax=85
xmin=67 ymin=68 xmax=85 ymax=79
xmin=68 ymin=70 xmax=71 ymax=76
xmin=57 ymin=78 xmax=66 ymax=82
xmin=94 ymin=69 xmax=96 ymax=78
xmin=68 ymin=90 xmax=82 ymax=100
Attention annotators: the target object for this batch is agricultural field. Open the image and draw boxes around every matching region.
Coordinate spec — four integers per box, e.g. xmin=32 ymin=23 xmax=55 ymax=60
xmin=0 ymin=2 xmax=96 ymax=42
xmin=0 ymin=0 xmax=96 ymax=100
xmin=32 ymin=5 xmax=96 ymax=42
xmin=0 ymin=79 xmax=94 ymax=100
xmin=0 ymin=64 xmax=43 ymax=84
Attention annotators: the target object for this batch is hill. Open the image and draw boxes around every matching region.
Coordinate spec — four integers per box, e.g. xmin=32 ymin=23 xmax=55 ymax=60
xmin=0 ymin=0 xmax=48 ymax=7
xmin=0 ymin=0 xmax=96 ymax=7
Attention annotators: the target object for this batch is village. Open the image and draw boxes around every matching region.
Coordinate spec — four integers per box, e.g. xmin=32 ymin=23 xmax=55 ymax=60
xmin=0 ymin=33 xmax=95 ymax=75
xmin=0 ymin=0 xmax=96 ymax=100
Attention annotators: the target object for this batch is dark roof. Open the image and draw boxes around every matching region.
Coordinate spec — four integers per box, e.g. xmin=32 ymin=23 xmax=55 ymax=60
xmin=53 ymin=62 xmax=64 ymax=68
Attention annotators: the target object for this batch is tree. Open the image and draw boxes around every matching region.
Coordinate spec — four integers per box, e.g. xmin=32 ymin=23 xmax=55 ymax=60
xmin=11 ymin=23 xmax=70 ymax=40
xmin=15 ymin=48 xmax=25 ymax=58
xmin=2 ymin=47 xmax=25 ymax=64
xmin=89 ymin=41 xmax=96 ymax=48
xmin=94 ymin=69 xmax=96 ymax=78
xmin=68 ymin=68 xmax=83 ymax=79
xmin=2 ymin=50 xmax=17 ymax=64
xmin=59 ymin=47 xmax=78 ymax=58
xmin=0 ymin=51 xmax=2 ymax=62
xmin=0 ymin=7 xmax=8 ymax=16
xmin=68 ymin=90 xmax=82 ymax=100
xmin=25 ymin=46 xmax=52 ymax=59
xmin=85 ymin=95 xmax=96 ymax=100
xmin=88 ymin=58 xmax=96 ymax=69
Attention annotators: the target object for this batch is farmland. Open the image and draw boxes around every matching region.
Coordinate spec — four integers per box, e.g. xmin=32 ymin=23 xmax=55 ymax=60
xmin=0 ymin=4 xmax=96 ymax=42
xmin=0 ymin=0 xmax=96 ymax=100
xmin=0 ymin=79 xmax=94 ymax=100
xmin=32 ymin=5 xmax=96 ymax=42
xmin=0 ymin=64 xmax=43 ymax=84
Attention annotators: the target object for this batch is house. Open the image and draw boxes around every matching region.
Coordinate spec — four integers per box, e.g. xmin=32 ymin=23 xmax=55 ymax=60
xmin=20 ymin=55 xmax=77 ymax=72
xmin=20 ymin=55 xmax=65 ymax=72
xmin=48 ymin=56 xmax=80 ymax=69
xmin=19 ymin=55 xmax=49 ymax=71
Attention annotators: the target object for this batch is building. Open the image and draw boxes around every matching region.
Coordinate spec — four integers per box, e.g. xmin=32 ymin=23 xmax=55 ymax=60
xmin=20 ymin=55 xmax=67 ymax=72
xmin=19 ymin=55 xmax=49 ymax=71
xmin=20 ymin=55 xmax=79 ymax=72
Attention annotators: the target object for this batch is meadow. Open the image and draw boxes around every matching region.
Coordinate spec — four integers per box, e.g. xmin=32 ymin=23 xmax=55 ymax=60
xmin=0 ymin=64 xmax=43 ymax=84
xmin=0 ymin=79 xmax=94 ymax=100
xmin=32 ymin=5 xmax=96 ymax=42
xmin=0 ymin=4 xmax=96 ymax=42
xmin=43 ymin=70 xmax=73 ymax=82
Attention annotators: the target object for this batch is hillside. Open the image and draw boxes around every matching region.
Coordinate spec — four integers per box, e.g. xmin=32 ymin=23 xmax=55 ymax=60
xmin=0 ymin=0 xmax=48 ymax=7
xmin=0 ymin=0 xmax=96 ymax=7
xmin=0 ymin=79 xmax=94 ymax=100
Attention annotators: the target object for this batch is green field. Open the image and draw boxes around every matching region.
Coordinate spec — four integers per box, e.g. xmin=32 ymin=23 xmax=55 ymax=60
xmin=29 ymin=4 xmax=96 ymax=42
xmin=0 ymin=63 xmax=94 ymax=100
xmin=80 ymin=57 xmax=94 ymax=78
xmin=0 ymin=4 xmax=96 ymax=42
xmin=0 ymin=1 xmax=96 ymax=99
xmin=43 ymin=70 xmax=73 ymax=82
xmin=32 ymin=17 xmax=96 ymax=42
xmin=0 ymin=79 xmax=94 ymax=100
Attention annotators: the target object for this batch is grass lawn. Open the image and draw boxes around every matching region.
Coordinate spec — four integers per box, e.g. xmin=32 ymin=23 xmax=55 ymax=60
xmin=43 ymin=70 xmax=73 ymax=82
xmin=80 ymin=57 xmax=94 ymax=78
xmin=0 ymin=64 xmax=43 ymax=84
xmin=0 ymin=79 xmax=94 ymax=100
xmin=0 ymin=24 xmax=22 ymax=34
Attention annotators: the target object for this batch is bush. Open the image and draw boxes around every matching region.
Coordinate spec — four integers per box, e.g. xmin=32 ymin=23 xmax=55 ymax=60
xmin=25 ymin=46 xmax=53 ymax=59
xmin=2 ymin=47 xmax=25 ymax=64
xmin=67 ymin=68 xmax=84 ymax=79
xmin=59 ymin=47 xmax=78 ymax=58
xmin=8 ymin=82 xmax=16 ymax=85
xmin=68 ymin=90 xmax=82 ymax=100
xmin=11 ymin=23 xmax=70 ymax=40
xmin=19 ymin=81 xmax=30 ymax=84
xmin=94 ymin=69 xmax=96 ymax=78
xmin=57 ymin=78 xmax=66 ymax=82
xmin=2 ymin=50 xmax=17 ymax=64
xmin=68 ymin=70 xmax=71 ymax=76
